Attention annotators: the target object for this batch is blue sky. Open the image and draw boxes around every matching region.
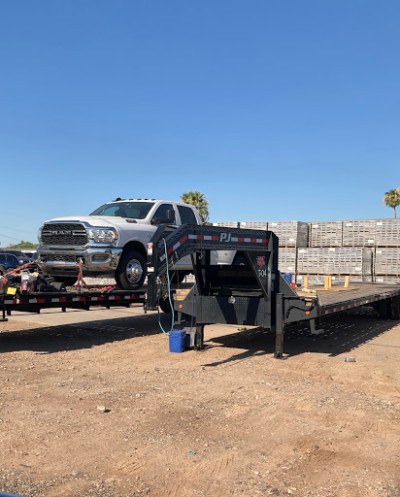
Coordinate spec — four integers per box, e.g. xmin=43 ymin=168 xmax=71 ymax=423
xmin=1 ymin=0 xmax=399 ymax=246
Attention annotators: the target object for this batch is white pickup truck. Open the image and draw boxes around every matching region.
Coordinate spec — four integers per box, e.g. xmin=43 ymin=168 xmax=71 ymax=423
xmin=37 ymin=198 xmax=236 ymax=289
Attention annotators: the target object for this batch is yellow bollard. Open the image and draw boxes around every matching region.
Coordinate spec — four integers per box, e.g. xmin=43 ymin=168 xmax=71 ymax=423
xmin=303 ymin=276 xmax=308 ymax=290
xmin=344 ymin=276 xmax=350 ymax=288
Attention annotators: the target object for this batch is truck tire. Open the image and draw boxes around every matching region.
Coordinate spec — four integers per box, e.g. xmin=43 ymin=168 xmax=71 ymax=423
xmin=115 ymin=250 xmax=146 ymax=290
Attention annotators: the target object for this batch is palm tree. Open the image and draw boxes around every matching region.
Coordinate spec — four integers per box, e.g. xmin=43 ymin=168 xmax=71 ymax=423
xmin=180 ymin=191 xmax=209 ymax=223
xmin=383 ymin=188 xmax=400 ymax=218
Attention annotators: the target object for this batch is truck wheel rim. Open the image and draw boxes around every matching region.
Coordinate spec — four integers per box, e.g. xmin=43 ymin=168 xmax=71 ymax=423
xmin=126 ymin=259 xmax=143 ymax=284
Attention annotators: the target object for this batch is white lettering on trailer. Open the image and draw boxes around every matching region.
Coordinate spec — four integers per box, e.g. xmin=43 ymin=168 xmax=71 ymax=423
xmin=220 ymin=232 xmax=231 ymax=242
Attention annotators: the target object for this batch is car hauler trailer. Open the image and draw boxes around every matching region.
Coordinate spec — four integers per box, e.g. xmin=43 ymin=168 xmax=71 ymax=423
xmin=146 ymin=224 xmax=400 ymax=357
xmin=1 ymin=224 xmax=400 ymax=358
xmin=1 ymin=289 xmax=146 ymax=321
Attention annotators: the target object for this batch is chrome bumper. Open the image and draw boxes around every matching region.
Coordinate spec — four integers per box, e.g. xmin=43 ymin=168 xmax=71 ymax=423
xmin=38 ymin=247 xmax=123 ymax=276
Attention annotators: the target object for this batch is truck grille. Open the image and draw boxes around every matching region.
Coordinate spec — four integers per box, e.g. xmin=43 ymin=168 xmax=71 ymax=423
xmin=41 ymin=223 xmax=88 ymax=246
xmin=41 ymin=254 xmax=79 ymax=263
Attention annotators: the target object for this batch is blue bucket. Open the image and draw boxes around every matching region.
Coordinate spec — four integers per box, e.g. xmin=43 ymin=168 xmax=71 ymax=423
xmin=283 ymin=273 xmax=292 ymax=284
xmin=169 ymin=330 xmax=187 ymax=353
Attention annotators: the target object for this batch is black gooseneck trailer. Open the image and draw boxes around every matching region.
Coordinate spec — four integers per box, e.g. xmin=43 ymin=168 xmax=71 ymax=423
xmin=146 ymin=224 xmax=400 ymax=357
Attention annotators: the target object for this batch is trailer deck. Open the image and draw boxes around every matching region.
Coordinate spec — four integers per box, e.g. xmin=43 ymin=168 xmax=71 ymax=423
xmin=307 ymin=283 xmax=400 ymax=316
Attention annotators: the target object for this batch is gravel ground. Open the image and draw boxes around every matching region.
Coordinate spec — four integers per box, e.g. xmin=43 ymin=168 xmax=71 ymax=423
xmin=1 ymin=304 xmax=400 ymax=497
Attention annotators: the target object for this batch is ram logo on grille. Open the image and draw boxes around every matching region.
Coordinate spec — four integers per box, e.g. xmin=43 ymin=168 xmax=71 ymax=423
xmin=42 ymin=223 xmax=88 ymax=246
xmin=50 ymin=230 xmax=73 ymax=236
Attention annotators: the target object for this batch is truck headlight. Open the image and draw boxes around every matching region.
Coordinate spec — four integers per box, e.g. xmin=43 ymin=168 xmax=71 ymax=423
xmin=88 ymin=228 xmax=119 ymax=244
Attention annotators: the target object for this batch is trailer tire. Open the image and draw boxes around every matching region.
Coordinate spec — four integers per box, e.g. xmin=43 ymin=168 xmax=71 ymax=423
xmin=170 ymin=271 xmax=187 ymax=284
xmin=0 ymin=265 xmax=5 ymax=275
xmin=233 ymin=255 xmax=247 ymax=266
xmin=374 ymin=300 xmax=390 ymax=319
xmin=115 ymin=250 xmax=146 ymax=290
xmin=159 ymin=296 xmax=172 ymax=313
xmin=388 ymin=297 xmax=400 ymax=320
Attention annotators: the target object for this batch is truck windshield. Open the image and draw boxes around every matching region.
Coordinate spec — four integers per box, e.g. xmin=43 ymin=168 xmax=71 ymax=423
xmin=90 ymin=201 xmax=155 ymax=219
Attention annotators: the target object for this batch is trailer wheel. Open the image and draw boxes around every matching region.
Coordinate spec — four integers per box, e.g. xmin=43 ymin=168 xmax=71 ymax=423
xmin=388 ymin=297 xmax=400 ymax=320
xmin=159 ymin=296 xmax=172 ymax=313
xmin=233 ymin=255 xmax=247 ymax=265
xmin=115 ymin=250 xmax=146 ymax=290
xmin=0 ymin=265 xmax=5 ymax=275
xmin=374 ymin=300 xmax=390 ymax=319
xmin=170 ymin=271 xmax=187 ymax=284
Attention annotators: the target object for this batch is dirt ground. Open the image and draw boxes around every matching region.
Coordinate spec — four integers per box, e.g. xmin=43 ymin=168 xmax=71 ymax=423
xmin=1 ymin=304 xmax=400 ymax=497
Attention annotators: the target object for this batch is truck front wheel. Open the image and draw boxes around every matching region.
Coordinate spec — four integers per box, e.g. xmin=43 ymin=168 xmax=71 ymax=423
xmin=115 ymin=250 xmax=146 ymax=290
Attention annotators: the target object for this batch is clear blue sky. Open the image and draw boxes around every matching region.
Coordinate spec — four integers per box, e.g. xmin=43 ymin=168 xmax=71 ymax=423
xmin=1 ymin=0 xmax=399 ymax=247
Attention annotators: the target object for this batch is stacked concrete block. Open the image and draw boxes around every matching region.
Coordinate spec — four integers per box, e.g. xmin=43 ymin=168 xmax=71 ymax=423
xmin=214 ymin=217 xmax=400 ymax=285
xmin=342 ymin=220 xmax=377 ymax=247
xmin=295 ymin=274 xmax=368 ymax=286
xmin=374 ymin=248 xmax=400 ymax=276
xmin=297 ymin=247 xmax=373 ymax=281
xmin=267 ymin=221 xmax=309 ymax=247
xmin=277 ymin=248 xmax=297 ymax=275
xmin=212 ymin=222 xmax=239 ymax=228
xmin=375 ymin=275 xmax=400 ymax=284
xmin=239 ymin=221 xmax=268 ymax=230
xmin=375 ymin=219 xmax=400 ymax=247
xmin=309 ymin=221 xmax=343 ymax=247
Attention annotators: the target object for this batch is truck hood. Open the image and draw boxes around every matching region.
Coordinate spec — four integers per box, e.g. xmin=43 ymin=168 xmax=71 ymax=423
xmin=43 ymin=216 xmax=147 ymax=228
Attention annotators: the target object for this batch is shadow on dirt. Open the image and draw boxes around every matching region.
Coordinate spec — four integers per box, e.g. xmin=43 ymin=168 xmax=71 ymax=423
xmin=0 ymin=311 xmax=171 ymax=354
xmin=1 ymin=306 xmax=399 ymax=362
xmin=203 ymin=307 xmax=400 ymax=367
